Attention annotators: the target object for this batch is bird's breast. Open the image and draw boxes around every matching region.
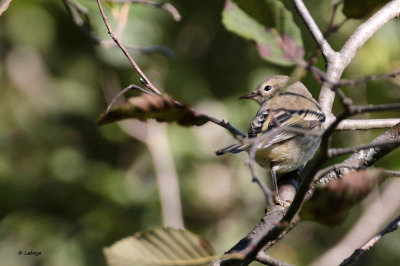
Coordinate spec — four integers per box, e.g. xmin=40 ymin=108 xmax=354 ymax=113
xmin=254 ymin=136 xmax=320 ymax=173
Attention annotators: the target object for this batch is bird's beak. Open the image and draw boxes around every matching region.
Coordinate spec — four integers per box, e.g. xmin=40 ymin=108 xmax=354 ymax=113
xmin=239 ymin=91 xmax=258 ymax=100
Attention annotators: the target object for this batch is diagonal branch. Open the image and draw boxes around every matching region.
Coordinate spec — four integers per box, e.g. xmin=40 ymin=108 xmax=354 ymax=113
xmin=340 ymin=0 xmax=400 ymax=67
xmin=0 ymin=0 xmax=12 ymax=16
xmin=97 ymin=0 xmax=162 ymax=95
xmin=62 ymin=0 xmax=174 ymax=56
xmin=328 ymin=137 xmax=400 ymax=158
xmin=319 ymin=122 xmax=400 ymax=184
xmin=292 ymin=0 xmax=336 ymax=61
xmin=339 ymin=214 xmax=400 ymax=266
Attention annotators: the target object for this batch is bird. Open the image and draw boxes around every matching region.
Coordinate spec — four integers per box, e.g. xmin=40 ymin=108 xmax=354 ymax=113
xmin=216 ymin=75 xmax=325 ymax=204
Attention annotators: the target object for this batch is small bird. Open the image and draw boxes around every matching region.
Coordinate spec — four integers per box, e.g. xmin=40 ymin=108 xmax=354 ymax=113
xmin=216 ymin=75 xmax=325 ymax=203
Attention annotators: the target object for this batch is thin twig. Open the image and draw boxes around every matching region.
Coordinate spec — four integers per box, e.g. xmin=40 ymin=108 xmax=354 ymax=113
xmin=292 ymin=0 xmax=336 ymax=61
xmin=63 ymin=0 xmax=174 ymax=56
xmin=97 ymin=0 xmax=163 ymax=95
xmin=323 ymin=1 xmax=347 ymax=39
xmin=340 ymin=215 xmax=400 ymax=266
xmin=332 ymin=69 xmax=400 ymax=88
xmin=334 ymin=88 xmax=400 ymax=123
xmin=245 ymin=158 xmax=274 ymax=207
xmin=0 ymin=0 xmax=12 ymax=16
xmin=105 ymin=84 xmax=156 ymax=114
xmin=324 ymin=18 xmax=348 ymax=39
xmin=198 ymin=116 xmax=246 ymax=140
xmin=328 ymin=137 xmax=400 ymax=158
xmin=386 ymin=170 xmax=400 ymax=177
xmin=296 ymin=59 xmax=332 ymax=84
xmin=100 ymin=40 xmax=175 ymax=56
xmin=325 ymin=1 xmax=340 ymax=35
xmin=255 ymin=252 xmax=294 ymax=266
xmin=335 ymin=88 xmax=353 ymax=112
xmin=350 ymin=103 xmax=400 ymax=114
xmin=106 ymin=0 xmax=181 ymax=21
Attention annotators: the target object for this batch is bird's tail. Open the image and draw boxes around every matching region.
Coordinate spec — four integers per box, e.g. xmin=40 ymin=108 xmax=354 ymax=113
xmin=215 ymin=143 xmax=250 ymax=155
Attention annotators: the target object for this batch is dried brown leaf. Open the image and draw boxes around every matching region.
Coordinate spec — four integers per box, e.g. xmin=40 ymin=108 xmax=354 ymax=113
xmin=300 ymin=169 xmax=387 ymax=225
xmin=98 ymin=94 xmax=209 ymax=126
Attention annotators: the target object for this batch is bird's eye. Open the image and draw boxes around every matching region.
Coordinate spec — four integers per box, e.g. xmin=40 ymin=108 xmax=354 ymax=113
xmin=264 ymin=85 xmax=272 ymax=91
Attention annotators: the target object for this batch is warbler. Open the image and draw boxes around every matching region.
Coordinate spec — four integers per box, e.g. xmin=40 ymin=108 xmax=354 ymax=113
xmin=216 ymin=75 xmax=325 ymax=200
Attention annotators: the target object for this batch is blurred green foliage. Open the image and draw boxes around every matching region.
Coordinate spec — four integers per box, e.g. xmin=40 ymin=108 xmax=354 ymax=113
xmin=343 ymin=0 xmax=390 ymax=19
xmin=222 ymin=0 xmax=303 ymax=65
xmin=0 ymin=0 xmax=400 ymax=266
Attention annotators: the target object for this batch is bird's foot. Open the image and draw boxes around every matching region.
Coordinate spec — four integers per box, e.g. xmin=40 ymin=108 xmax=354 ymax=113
xmin=273 ymin=194 xmax=291 ymax=208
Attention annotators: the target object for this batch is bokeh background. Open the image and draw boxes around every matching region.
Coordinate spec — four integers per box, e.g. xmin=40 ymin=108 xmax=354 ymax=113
xmin=1 ymin=0 xmax=400 ymax=265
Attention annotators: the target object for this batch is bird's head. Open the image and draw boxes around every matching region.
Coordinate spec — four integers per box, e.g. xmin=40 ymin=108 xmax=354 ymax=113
xmin=239 ymin=75 xmax=290 ymax=105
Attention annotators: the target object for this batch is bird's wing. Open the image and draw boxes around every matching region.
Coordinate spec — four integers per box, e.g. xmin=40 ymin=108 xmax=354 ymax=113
xmin=248 ymin=108 xmax=325 ymax=148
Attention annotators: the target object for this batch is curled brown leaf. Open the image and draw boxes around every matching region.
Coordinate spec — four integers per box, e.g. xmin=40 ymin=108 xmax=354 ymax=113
xmin=98 ymin=94 xmax=210 ymax=126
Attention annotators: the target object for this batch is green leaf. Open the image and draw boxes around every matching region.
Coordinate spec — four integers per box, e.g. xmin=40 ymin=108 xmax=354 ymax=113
xmin=222 ymin=0 xmax=304 ymax=66
xmin=103 ymin=227 xmax=217 ymax=266
xmin=343 ymin=0 xmax=390 ymax=19
xmin=97 ymin=94 xmax=209 ymax=126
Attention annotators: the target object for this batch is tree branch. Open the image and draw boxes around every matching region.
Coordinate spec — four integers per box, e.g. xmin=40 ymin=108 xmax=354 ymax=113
xmin=255 ymin=252 xmax=294 ymax=266
xmin=318 ymin=123 xmax=400 ymax=184
xmin=196 ymin=115 xmax=246 ymax=140
xmin=212 ymin=120 xmax=400 ymax=265
xmin=336 ymin=119 xmax=400 ymax=130
xmin=340 ymin=214 xmax=400 ymax=266
xmin=386 ymin=170 xmax=400 ymax=177
xmin=0 ymin=0 xmax=12 ymax=16
xmin=97 ymin=0 xmax=163 ymax=95
xmin=62 ymin=0 xmax=174 ymax=56
xmin=318 ymin=0 xmax=400 ymax=121
xmin=328 ymin=137 xmax=400 ymax=158
xmin=95 ymin=0 xmax=247 ymax=141
xmin=291 ymin=0 xmax=336 ymax=61
xmin=311 ymin=181 xmax=400 ymax=266
xmin=340 ymin=0 xmax=400 ymax=67
xmin=336 ymin=69 xmax=400 ymax=88
xmin=323 ymin=0 xmax=345 ymax=38
xmin=211 ymin=171 xmax=302 ymax=266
